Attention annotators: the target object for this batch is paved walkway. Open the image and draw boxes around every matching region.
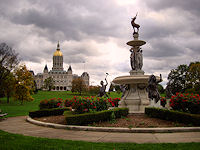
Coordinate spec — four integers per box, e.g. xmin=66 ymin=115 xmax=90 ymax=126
xmin=0 ymin=116 xmax=200 ymax=143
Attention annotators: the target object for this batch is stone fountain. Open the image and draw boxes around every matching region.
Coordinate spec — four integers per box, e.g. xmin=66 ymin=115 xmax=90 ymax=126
xmin=113 ymin=14 xmax=160 ymax=113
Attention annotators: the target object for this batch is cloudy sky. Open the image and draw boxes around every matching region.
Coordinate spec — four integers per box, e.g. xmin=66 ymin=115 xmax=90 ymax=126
xmin=1 ymin=0 xmax=200 ymax=86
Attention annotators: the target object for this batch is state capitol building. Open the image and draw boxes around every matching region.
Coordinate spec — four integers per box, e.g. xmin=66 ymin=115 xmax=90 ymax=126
xmin=34 ymin=42 xmax=89 ymax=91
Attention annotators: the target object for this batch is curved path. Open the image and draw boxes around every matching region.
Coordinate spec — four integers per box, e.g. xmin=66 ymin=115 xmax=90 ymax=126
xmin=0 ymin=116 xmax=200 ymax=143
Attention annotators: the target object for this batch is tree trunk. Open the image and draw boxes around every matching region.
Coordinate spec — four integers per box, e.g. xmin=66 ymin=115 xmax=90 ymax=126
xmin=7 ymin=95 xmax=10 ymax=103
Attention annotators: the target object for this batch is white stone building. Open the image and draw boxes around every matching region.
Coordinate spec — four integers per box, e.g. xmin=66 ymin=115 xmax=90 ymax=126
xmin=34 ymin=42 xmax=89 ymax=91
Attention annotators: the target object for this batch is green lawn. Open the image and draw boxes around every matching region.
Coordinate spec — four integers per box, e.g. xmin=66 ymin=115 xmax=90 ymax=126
xmin=0 ymin=91 xmax=121 ymax=117
xmin=1 ymin=91 xmax=199 ymax=149
xmin=0 ymin=130 xmax=199 ymax=150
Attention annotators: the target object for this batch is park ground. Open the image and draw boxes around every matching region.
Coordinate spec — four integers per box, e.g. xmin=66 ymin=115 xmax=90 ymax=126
xmin=0 ymin=91 xmax=199 ymax=150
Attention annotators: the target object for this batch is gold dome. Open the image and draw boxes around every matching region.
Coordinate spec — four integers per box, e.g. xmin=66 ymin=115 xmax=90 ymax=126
xmin=53 ymin=41 xmax=63 ymax=56
xmin=53 ymin=50 xmax=63 ymax=56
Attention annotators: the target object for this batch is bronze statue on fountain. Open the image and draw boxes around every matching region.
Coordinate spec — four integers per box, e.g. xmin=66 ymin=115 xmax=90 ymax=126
xmin=112 ymin=13 xmax=162 ymax=113
xmin=97 ymin=73 xmax=109 ymax=97
xmin=131 ymin=13 xmax=140 ymax=34
xmin=147 ymin=74 xmax=162 ymax=103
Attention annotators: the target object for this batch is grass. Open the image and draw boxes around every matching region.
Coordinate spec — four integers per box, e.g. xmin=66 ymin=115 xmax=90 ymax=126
xmin=0 ymin=130 xmax=199 ymax=150
xmin=0 ymin=91 xmax=121 ymax=117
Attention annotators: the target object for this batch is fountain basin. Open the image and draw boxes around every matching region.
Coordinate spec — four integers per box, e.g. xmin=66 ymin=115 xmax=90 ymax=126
xmin=127 ymin=40 xmax=146 ymax=47
xmin=113 ymin=72 xmax=160 ymax=113
xmin=113 ymin=75 xmax=150 ymax=84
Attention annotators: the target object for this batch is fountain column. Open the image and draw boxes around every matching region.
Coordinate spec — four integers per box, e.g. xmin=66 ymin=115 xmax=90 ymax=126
xmin=113 ymin=15 xmax=160 ymax=113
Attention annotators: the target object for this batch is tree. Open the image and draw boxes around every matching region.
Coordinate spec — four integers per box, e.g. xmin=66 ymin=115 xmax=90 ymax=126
xmin=0 ymin=43 xmax=19 ymax=97
xmin=71 ymin=78 xmax=86 ymax=95
xmin=2 ymin=72 xmax=16 ymax=103
xmin=186 ymin=62 xmax=200 ymax=93
xmin=167 ymin=64 xmax=188 ymax=95
xmin=44 ymin=77 xmax=54 ymax=91
xmin=88 ymin=85 xmax=100 ymax=95
xmin=14 ymin=65 xmax=34 ymax=105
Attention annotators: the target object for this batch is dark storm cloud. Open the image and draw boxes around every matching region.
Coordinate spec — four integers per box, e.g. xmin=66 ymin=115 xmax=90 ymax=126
xmin=9 ymin=0 xmax=127 ymax=41
xmin=144 ymin=38 xmax=183 ymax=58
xmin=144 ymin=0 xmax=200 ymax=14
xmin=184 ymin=38 xmax=200 ymax=54
xmin=18 ymin=46 xmax=52 ymax=62
xmin=1 ymin=0 xmax=200 ymax=85
xmin=143 ymin=0 xmax=200 ymax=35
xmin=142 ymin=19 xmax=180 ymax=40
xmin=0 ymin=0 xmax=129 ymax=65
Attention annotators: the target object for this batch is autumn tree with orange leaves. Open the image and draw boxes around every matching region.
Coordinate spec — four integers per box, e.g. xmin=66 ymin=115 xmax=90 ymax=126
xmin=14 ymin=65 xmax=34 ymax=104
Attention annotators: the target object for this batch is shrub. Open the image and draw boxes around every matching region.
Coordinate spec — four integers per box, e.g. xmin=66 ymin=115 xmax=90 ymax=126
xmin=107 ymin=98 xmax=120 ymax=107
xmin=169 ymin=93 xmax=200 ymax=114
xmin=29 ymin=108 xmax=69 ymax=118
xmin=39 ymin=98 xmax=63 ymax=109
xmin=145 ymin=107 xmax=200 ymax=126
xmin=65 ymin=108 xmax=129 ymax=125
xmin=64 ymin=96 xmax=120 ymax=114
xmin=160 ymin=97 xmax=167 ymax=107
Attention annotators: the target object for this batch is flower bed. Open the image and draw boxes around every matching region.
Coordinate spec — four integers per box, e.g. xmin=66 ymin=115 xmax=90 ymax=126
xmin=160 ymin=97 xmax=167 ymax=107
xmin=169 ymin=93 xmax=200 ymax=114
xmin=39 ymin=98 xmax=63 ymax=109
xmin=64 ymin=96 xmax=120 ymax=114
xmin=39 ymin=96 xmax=121 ymax=114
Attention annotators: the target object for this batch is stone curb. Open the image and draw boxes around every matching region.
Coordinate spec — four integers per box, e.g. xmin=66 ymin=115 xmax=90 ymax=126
xmin=26 ymin=116 xmax=200 ymax=133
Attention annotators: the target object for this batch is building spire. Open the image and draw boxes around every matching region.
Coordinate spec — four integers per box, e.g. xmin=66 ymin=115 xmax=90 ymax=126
xmin=44 ymin=64 xmax=48 ymax=70
xmin=57 ymin=41 xmax=60 ymax=51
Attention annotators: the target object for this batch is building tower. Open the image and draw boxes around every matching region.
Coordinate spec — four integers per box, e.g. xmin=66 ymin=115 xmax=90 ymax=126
xmin=43 ymin=64 xmax=49 ymax=81
xmin=52 ymin=42 xmax=63 ymax=71
xmin=81 ymin=72 xmax=89 ymax=86
xmin=43 ymin=64 xmax=48 ymax=74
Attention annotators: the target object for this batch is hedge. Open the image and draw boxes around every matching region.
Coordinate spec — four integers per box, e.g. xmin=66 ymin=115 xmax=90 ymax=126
xmin=29 ymin=107 xmax=69 ymax=118
xmin=145 ymin=107 xmax=200 ymax=126
xmin=65 ymin=108 xmax=129 ymax=125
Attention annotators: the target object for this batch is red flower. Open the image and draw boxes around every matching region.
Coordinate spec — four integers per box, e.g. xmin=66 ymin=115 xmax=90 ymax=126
xmin=57 ymin=103 xmax=61 ymax=106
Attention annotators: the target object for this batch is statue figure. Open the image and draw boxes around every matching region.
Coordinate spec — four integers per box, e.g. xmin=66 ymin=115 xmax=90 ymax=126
xmin=130 ymin=47 xmax=143 ymax=70
xmin=147 ymin=74 xmax=162 ymax=103
xmin=137 ymin=49 xmax=143 ymax=70
xmin=130 ymin=47 xmax=136 ymax=70
xmin=120 ymin=84 xmax=127 ymax=98
xmin=131 ymin=13 xmax=140 ymax=33
xmin=97 ymin=78 xmax=108 ymax=97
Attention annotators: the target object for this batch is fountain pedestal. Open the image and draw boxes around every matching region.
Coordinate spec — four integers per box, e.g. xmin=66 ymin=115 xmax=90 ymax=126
xmin=113 ymin=70 xmax=151 ymax=113
xmin=113 ymin=32 xmax=160 ymax=113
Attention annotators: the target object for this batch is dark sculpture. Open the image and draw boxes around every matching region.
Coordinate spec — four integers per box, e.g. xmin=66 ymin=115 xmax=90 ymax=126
xmin=137 ymin=49 xmax=143 ymax=70
xmin=97 ymin=73 xmax=109 ymax=97
xmin=120 ymin=84 xmax=127 ymax=98
xmin=130 ymin=47 xmax=136 ymax=70
xmin=131 ymin=13 xmax=140 ymax=33
xmin=130 ymin=47 xmax=143 ymax=70
xmin=147 ymin=74 xmax=162 ymax=103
